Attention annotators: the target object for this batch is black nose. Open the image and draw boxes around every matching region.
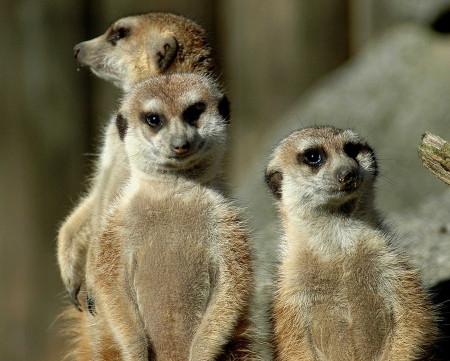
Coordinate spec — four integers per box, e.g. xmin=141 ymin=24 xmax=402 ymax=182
xmin=73 ymin=43 xmax=81 ymax=59
xmin=336 ymin=167 xmax=358 ymax=190
xmin=171 ymin=136 xmax=190 ymax=156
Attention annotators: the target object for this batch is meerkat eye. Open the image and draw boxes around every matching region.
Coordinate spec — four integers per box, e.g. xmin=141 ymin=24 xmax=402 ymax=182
xmin=183 ymin=102 xmax=206 ymax=124
xmin=344 ymin=143 xmax=362 ymax=159
xmin=142 ymin=113 xmax=162 ymax=128
xmin=107 ymin=27 xmax=129 ymax=45
xmin=303 ymin=149 xmax=324 ymax=166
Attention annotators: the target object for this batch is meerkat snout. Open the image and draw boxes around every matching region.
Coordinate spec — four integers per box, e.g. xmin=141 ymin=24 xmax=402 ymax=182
xmin=170 ymin=135 xmax=190 ymax=155
xmin=336 ymin=165 xmax=358 ymax=190
xmin=73 ymin=43 xmax=81 ymax=59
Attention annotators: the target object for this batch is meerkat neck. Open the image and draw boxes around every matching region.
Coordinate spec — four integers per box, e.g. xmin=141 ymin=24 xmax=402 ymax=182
xmin=282 ymin=199 xmax=382 ymax=256
xmin=129 ymin=162 xmax=221 ymax=190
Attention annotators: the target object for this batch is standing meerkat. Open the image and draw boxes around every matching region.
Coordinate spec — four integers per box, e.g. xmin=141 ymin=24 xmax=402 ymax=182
xmin=84 ymin=72 xmax=257 ymax=361
xmin=265 ymin=126 xmax=436 ymax=361
xmin=57 ymin=12 xmax=215 ymax=309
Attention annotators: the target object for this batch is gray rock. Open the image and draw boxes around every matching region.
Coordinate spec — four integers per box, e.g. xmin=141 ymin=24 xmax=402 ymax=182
xmin=394 ymin=188 xmax=450 ymax=287
xmin=385 ymin=0 xmax=450 ymax=23
xmin=236 ymin=22 xmax=450 ymax=288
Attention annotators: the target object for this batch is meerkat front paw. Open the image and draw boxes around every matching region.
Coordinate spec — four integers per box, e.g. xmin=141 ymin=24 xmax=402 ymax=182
xmin=61 ymin=263 xmax=84 ymax=311
xmin=57 ymin=199 xmax=92 ymax=311
xmin=67 ymin=281 xmax=82 ymax=311
xmin=58 ymin=243 xmax=87 ymax=311
xmin=86 ymin=292 xmax=96 ymax=316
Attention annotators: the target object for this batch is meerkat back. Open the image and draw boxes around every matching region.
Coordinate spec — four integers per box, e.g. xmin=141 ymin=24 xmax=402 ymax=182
xmin=265 ymin=126 xmax=436 ymax=361
xmin=86 ymin=73 xmax=257 ymax=361
xmin=57 ymin=12 xmax=215 ymax=310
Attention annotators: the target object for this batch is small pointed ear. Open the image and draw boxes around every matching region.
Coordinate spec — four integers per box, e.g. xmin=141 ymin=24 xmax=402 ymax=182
xmin=116 ymin=113 xmax=128 ymax=141
xmin=265 ymin=165 xmax=283 ymax=200
xmin=218 ymin=95 xmax=230 ymax=124
xmin=151 ymin=35 xmax=178 ymax=72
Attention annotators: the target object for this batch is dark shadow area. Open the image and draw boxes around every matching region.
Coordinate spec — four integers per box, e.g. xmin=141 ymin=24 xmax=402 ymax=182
xmin=430 ymin=278 xmax=450 ymax=359
xmin=431 ymin=8 xmax=450 ymax=34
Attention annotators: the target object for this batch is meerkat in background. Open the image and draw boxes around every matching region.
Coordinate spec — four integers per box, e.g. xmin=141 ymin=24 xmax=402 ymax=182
xmin=57 ymin=12 xmax=215 ymax=309
xmin=73 ymin=12 xmax=214 ymax=91
xmin=265 ymin=126 xmax=436 ymax=361
xmin=83 ymin=73 xmax=257 ymax=361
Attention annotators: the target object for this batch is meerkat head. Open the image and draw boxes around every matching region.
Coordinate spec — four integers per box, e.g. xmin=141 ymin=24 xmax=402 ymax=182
xmin=116 ymin=72 xmax=230 ymax=182
xmin=73 ymin=13 xmax=214 ymax=91
xmin=265 ymin=126 xmax=378 ymax=215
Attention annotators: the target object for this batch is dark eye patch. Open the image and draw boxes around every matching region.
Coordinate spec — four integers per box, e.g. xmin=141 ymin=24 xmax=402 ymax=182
xmin=107 ymin=27 xmax=130 ymax=45
xmin=218 ymin=96 xmax=230 ymax=124
xmin=116 ymin=113 xmax=128 ymax=141
xmin=265 ymin=170 xmax=283 ymax=200
xmin=141 ymin=112 xmax=163 ymax=129
xmin=344 ymin=143 xmax=362 ymax=159
xmin=183 ymin=102 xmax=206 ymax=125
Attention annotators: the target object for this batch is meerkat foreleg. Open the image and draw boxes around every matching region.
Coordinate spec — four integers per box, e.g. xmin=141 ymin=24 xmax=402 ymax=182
xmin=189 ymin=228 xmax=253 ymax=361
xmin=272 ymin=285 xmax=315 ymax=361
xmin=189 ymin=280 xmax=247 ymax=360
xmin=91 ymin=226 xmax=150 ymax=361
xmin=101 ymin=291 xmax=149 ymax=361
xmin=380 ymin=269 xmax=436 ymax=361
xmin=58 ymin=195 xmax=95 ymax=309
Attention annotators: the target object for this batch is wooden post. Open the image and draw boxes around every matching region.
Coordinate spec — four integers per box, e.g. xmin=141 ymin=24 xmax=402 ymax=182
xmin=418 ymin=132 xmax=450 ymax=186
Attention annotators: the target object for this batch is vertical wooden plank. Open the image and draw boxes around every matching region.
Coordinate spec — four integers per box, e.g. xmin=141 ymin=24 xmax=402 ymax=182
xmin=216 ymin=0 xmax=350 ymax=183
xmin=0 ymin=1 xmax=90 ymax=360
xmin=349 ymin=0 xmax=374 ymax=53
xmin=349 ymin=0 xmax=395 ymax=54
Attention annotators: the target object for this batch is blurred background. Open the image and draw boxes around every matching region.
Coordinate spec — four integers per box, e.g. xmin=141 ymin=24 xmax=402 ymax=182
xmin=2 ymin=0 xmax=450 ymax=360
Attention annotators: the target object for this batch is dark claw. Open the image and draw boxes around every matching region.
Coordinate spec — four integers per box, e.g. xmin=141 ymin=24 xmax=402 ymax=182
xmin=86 ymin=293 xmax=97 ymax=316
xmin=68 ymin=284 xmax=82 ymax=312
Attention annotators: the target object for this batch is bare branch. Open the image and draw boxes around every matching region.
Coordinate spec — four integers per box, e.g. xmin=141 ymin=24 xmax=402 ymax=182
xmin=418 ymin=132 xmax=450 ymax=186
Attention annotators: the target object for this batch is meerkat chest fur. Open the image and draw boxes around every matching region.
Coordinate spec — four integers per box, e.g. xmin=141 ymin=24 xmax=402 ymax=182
xmin=122 ymin=180 xmax=223 ymax=328
xmin=104 ymin=176 xmax=234 ymax=358
xmin=280 ymin=214 xmax=398 ymax=318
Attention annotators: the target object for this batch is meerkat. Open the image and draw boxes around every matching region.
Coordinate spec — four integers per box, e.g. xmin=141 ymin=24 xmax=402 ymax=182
xmin=73 ymin=12 xmax=214 ymax=91
xmin=81 ymin=72 xmax=257 ymax=361
xmin=265 ymin=126 xmax=436 ymax=361
xmin=57 ymin=12 xmax=215 ymax=309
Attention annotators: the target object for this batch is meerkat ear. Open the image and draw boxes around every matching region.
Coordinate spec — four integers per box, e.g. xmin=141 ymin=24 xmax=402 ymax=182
xmin=116 ymin=113 xmax=128 ymax=141
xmin=218 ymin=95 xmax=230 ymax=124
xmin=151 ymin=35 xmax=178 ymax=72
xmin=265 ymin=167 xmax=283 ymax=200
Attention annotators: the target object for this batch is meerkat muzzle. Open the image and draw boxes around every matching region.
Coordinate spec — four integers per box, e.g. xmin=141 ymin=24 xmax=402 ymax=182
xmin=171 ymin=136 xmax=191 ymax=156
xmin=336 ymin=166 xmax=359 ymax=191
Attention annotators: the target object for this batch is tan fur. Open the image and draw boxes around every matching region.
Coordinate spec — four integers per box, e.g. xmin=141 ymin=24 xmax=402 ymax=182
xmin=57 ymin=12 xmax=215 ymax=309
xmin=82 ymin=73 xmax=257 ymax=360
xmin=265 ymin=126 xmax=436 ymax=361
